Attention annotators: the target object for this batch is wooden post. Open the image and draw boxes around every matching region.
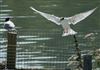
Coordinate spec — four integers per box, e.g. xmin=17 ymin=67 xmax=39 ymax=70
xmin=7 ymin=32 xmax=17 ymax=69
xmin=83 ymin=55 xmax=92 ymax=70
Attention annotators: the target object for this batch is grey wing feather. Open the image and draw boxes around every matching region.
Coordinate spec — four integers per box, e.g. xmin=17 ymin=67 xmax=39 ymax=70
xmin=66 ymin=7 xmax=97 ymax=25
xmin=30 ymin=7 xmax=61 ymax=25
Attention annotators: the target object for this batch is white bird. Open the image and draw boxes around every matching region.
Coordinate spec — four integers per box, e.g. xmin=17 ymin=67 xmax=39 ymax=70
xmin=4 ymin=18 xmax=16 ymax=31
xmin=30 ymin=7 xmax=97 ymax=37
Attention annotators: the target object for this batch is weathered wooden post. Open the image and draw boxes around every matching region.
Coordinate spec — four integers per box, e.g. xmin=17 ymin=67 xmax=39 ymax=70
xmin=83 ymin=55 xmax=92 ymax=70
xmin=7 ymin=32 xmax=17 ymax=69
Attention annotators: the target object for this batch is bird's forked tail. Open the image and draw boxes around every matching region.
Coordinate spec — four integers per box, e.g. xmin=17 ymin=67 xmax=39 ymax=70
xmin=62 ymin=28 xmax=77 ymax=37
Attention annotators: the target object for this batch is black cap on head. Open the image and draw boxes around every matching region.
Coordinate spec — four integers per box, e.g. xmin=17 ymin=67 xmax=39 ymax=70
xmin=5 ymin=18 xmax=10 ymax=22
xmin=60 ymin=17 xmax=64 ymax=21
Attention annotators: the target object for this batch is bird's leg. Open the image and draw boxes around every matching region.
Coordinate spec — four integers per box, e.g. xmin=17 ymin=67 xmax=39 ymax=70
xmin=73 ymin=35 xmax=83 ymax=70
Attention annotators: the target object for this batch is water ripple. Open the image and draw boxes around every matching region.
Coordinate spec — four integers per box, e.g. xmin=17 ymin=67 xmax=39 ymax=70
xmin=25 ymin=37 xmax=52 ymax=41
xmin=17 ymin=41 xmax=37 ymax=45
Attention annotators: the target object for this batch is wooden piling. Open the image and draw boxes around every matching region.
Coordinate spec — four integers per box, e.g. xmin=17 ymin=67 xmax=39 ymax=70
xmin=7 ymin=32 xmax=17 ymax=69
xmin=83 ymin=55 xmax=92 ymax=70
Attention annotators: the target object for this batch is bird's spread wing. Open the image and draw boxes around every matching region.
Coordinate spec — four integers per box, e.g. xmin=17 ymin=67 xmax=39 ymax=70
xmin=30 ymin=7 xmax=61 ymax=25
xmin=65 ymin=7 xmax=97 ymax=25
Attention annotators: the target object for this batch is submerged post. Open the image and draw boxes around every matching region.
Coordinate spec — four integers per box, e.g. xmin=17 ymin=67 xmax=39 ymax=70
xmin=83 ymin=55 xmax=92 ymax=70
xmin=7 ymin=32 xmax=17 ymax=69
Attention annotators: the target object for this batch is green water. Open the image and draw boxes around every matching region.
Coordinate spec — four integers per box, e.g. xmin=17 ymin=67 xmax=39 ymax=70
xmin=0 ymin=0 xmax=100 ymax=69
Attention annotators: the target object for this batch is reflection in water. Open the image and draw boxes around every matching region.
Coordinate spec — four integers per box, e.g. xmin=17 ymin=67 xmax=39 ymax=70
xmin=17 ymin=41 xmax=37 ymax=44
xmin=0 ymin=10 xmax=13 ymax=12
xmin=17 ymin=51 xmax=42 ymax=54
xmin=0 ymin=45 xmax=7 ymax=48
xmin=16 ymin=65 xmax=44 ymax=69
xmin=17 ymin=56 xmax=57 ymax=60
xmin=0 ymin=19 xmax=5 ymax=21
xmin=0 ymin=39 xmax=7 ymax=43
xmin=0 ymin=29 xmax=7 ymax=31
xmin=25 ymin=37 xmax=52 ymax=40
xmin=0 ymin=52 xmax=6 ymax=57
xmin=0 ymin=14 xmax=9 ymax=16
xmin=0 ymin=49 xmax=7 ymax=52
xmin=0 ymin=30 xmax=99 ymax=69
xmin=40 ymin=4 xmax=57 ymax=8
xmin=17 ymin=61 xmax=69 ymax=64
xmin=18 ymin=35 xmax=38 ymax=38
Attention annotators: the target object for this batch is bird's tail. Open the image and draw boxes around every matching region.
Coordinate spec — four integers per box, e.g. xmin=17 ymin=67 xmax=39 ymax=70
xmin=62 ymin=29 xmax=77 ymax=37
